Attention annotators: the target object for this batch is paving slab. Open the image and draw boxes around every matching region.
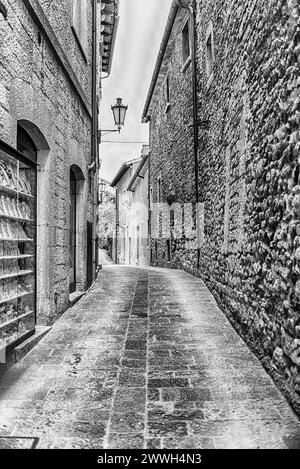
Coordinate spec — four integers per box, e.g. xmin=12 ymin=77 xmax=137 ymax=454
xmin=0 ymin=265 xmax=299 ymax=448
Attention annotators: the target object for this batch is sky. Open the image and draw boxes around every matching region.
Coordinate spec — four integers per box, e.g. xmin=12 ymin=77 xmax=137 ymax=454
xmin=99 ymin=0 xmax=173 ymax=182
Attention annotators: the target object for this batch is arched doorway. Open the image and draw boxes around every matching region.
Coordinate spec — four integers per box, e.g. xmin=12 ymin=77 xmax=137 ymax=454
xmin=17 ymin=120 xmax=51 ymax=325
xmin=69 ymin=168 xmax=77 ymax=293
xmin=69 ymin=164 xmax=85 ymax=294
xmin=17 ymin=126 xmax=37 ymax=164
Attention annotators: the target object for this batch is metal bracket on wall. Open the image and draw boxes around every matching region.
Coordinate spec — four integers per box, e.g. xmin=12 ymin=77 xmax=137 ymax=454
xmin=188 ymin=120 xmax=210 ymax=129
xmin=0 ymin=2 xmax=8 ymax=18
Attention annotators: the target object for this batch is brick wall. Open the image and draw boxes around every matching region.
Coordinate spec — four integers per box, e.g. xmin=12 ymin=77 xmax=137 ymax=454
xmin=148 ymin=0 xmax=300 ymax=413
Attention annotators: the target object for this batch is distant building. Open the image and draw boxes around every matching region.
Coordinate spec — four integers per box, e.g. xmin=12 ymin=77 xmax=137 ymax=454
xmin=110 ymin=146 xmax=150 ymax=266
xmin=142 ymin=0 xmax=300 ymax=412
xmin=127 ymin=146 xmax=150 ymax=267
xmin=110 ymin=157 xmax=141 ymax=264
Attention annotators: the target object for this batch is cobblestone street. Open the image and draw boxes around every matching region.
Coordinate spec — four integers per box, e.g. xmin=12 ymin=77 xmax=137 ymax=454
xmin=0 ymin=264 xmax=300 ymax=449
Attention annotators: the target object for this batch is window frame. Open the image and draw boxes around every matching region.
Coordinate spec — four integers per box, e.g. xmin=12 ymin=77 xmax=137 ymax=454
xmin=181 ymin=18 xmax=191 ymax=72
xmin=205 ymin=23 xmax=215 ymax=88
xmin=157 ymin=176 xmax=161 ymax=204
xmin=71 ymin=0 xmax=89 ymax=61
xmin=164 ymin=73 xmax=171 ymax=114
xmin=150 ymin=186 xmax=153 ymax=209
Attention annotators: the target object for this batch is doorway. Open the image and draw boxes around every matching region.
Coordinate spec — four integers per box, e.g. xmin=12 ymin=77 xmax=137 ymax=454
xmin=17 ymin=126 xmax=37 ymax=164
xmin=129 ymin=237 xmax=132 ymax=265
xmin=69 ymin=169 xmax=77 ymax=293
xmin=86 ymin=221 xmax=93 ymax=288
xmin=136 ymin=226 xmax=140 ymax=265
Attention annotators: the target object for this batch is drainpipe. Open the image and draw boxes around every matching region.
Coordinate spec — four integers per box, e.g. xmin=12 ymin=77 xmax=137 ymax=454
xmin=92 ymin=0 xmax=98 ymax=166
xmin=147 ymin=151 xmax=151 ymax=266
xmin=115 ymin=188 xmax=119 ymax=263
xmin=176 ymin=0 xmax=200 ymax=270
xmin=92 ymin=0 xmax=99 ymax=275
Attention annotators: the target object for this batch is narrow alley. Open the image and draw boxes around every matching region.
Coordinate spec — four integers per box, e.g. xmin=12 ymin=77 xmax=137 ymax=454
xmin=0 ymin=264 xmax=299 ymax=449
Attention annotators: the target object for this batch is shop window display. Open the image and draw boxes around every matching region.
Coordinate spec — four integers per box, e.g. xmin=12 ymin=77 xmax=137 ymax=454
xmin=0 ymin=143 xmax=36 ymax=355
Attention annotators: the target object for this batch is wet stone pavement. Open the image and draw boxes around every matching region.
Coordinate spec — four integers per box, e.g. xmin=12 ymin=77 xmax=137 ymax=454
xmin=0 ymin=265 xmax=300 ymax=449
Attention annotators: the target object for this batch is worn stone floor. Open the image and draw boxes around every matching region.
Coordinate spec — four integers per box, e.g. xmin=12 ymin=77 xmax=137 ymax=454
xmin=0 ymin=264 xmax=300 ymax=449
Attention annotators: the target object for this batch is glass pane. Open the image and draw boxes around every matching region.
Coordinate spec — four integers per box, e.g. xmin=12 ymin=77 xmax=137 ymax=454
xmin=0 ymin=148 xmax=36 ymax=351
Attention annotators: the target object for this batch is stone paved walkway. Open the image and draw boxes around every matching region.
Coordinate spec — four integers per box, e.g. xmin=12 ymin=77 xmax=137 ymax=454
xmin=0 ymin=265 xmax=300 ymax=449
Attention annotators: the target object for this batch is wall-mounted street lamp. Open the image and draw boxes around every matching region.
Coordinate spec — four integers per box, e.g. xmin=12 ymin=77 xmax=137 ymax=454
xmin=98 ymin=97 xmax=128 ymax=144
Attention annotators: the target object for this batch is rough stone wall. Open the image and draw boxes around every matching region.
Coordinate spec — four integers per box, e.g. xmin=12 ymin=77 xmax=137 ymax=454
xmin=149 ymin=9 xmax=196 ymax=270
xmin=130 ymin=168 xmax=150 ymax=267
xmin=38 ymin=0 xmax=93 ymax=102
xmin=115 ymin=162 xmax=140 ymax=264
xmin=0 ymin=0 xmax=95 ymax=324
xmin=149 ymin=0 xmax=300 ymax=413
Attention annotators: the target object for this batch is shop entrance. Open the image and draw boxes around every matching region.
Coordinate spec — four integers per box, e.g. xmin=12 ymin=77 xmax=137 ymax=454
xmin=0 ymin=129 xmax=37 ymax=354
xmin=86 ymin=221 xmax=93 ymax=288
xmin=136 ymin=225 xmax=140 ymax=265
xmin=69 ymin=169 xmax=77 ymax=293
xmin=17 ymin=126 xmax=37 ymax=164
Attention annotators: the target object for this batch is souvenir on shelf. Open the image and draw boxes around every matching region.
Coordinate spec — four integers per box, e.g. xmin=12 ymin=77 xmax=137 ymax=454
xmin=0 ymin=146 xmax=36 ymax=349
xmin=18 ymin=171 xmax=32 ymax=195
xmin=0 ymin=163 xmax=11 ymax=187
xmin=0 ymin=161 xmax=32 ymax=196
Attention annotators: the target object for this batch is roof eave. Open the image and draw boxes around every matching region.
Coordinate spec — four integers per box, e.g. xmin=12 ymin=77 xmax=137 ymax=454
xmin=141 ymin=0 xmax=179 ymax=122
xmin=127 ymin=155 xmax=148 ymax=192
xmin=110 ymin=163 xmax=130 ymax=187
xmin=101 ymin=0 xmax=120 ymax=75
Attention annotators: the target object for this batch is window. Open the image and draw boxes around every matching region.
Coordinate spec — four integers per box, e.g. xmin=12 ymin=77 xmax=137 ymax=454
xmin=166 ymin=75 xmax=170 ymax=103
xmin=72 ymin=0 xmax=88 ymax=58
xmin=150 ymin=186 xmax=153 ymax=209
xmin=89 ymin=174 xmax=93 ymax=195
xmin=206 ymin=27 xmax=214 ymax=81
xmin=166 ymin=239 xmax=171 ymax=262
xmin=165 ymin=75 xmax=171 ymax=114
xmin=157 ymin=177 xmax=161 ymax=203
xmin=182 ymin=20 xmax=190 ymax=65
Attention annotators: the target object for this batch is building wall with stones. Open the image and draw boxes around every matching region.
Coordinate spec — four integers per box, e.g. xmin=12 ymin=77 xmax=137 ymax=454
xmin=111 ymin=159 xmax=140 ymax=265
xmin=148 ymin=6 xmax=196 ymax=270
xmin=0 ymin=0 xmax=97 ymax=325
xmin=145 ymin=0 xmax=300 ymax=413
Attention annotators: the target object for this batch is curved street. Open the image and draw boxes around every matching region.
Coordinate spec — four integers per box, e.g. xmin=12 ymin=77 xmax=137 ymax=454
xmin=0 ymin=263 xmax=299 ymax=449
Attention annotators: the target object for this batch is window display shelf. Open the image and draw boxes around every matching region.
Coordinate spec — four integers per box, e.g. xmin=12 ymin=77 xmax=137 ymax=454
xmin=0 ymin=213 xmax=33 ymax=223
xmin=0 ymin=290 xmax=32 ymax=306
xmin=0 ymin=139 xmax=36 ymax=353
xmin=0 ymin=184 xmax=33 ymax=200
xmin=0 ymin=254 xmax=33 ymax=260
xmin=0 ymin=270 xmax=33 ymax=281
xmin=0 ymin=310 xmax=34 ymax=331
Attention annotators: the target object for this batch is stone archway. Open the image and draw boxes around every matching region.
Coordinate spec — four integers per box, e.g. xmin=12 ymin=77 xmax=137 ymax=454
xmin=17 ymin=120 xmax=51 ymax=325
xmin=69 ymin=164 xmax=86 ymax=293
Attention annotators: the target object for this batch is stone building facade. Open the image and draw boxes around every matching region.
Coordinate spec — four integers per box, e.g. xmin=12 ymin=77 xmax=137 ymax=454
xmin=127 ymin=146 xmax=150 ymax=267
xmin=143 ymin=0 xmax=300 ymax=413
xmin=0 ymin=0 xmax=119 ymax=329
xmin=110 ymin=157 xmax=141 ymax=264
